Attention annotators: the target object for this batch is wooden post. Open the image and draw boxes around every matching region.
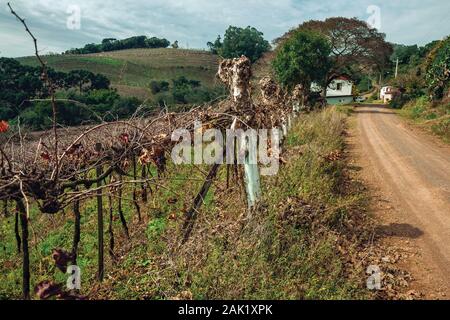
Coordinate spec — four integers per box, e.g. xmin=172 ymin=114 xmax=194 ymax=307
xmin=141 ymin=165 xmax=148 ymax=203
xmin=95 ymin=143 xmax=104 ymax=282
xmin=72 ymin=196 xmax=81 ymax=265
xmin=118 ymin=176 xmax=130 ymax=239
xmin=132 ymin=155 xmax=141 ymax=222
xmin=16 ymin=199 xmax=30 ymax=300
xmin=14 ymin=208 xmax=21 ymax=253
xmin=182 ymin=163 xmax=221 ymax=243
xmin=107 ymin=193 xmax=116 ymax=262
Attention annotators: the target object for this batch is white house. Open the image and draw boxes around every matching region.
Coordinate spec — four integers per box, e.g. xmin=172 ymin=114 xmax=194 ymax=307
xmin=380 ymin=86 xmax=398 ymax=103
xmin=325 ymin=76 xmax=354 ymax=105
xmin=311 ymin=76 xmax=354 ymax=105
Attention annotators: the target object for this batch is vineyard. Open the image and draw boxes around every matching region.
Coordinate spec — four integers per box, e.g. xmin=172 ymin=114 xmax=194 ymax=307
xmin=0 ymin=5 xmax=305 ymax=299
xmin=17 ymin=48 xmax=220 ymax=101
xmin=2 ymin=3 xmax=399 ymax=301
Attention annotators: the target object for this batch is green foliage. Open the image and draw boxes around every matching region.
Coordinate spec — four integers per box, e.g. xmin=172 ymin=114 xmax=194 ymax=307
xmin=389 ymin=94 xmax=410 ymax=109
xmin=0 ymin=58 xmax=111 ymax=124
xmin=111 ymin=96 xmax=141 ymax=118
xmin=391 ymin=41 xmax=440 ymax=71
xmin=186 ymin=109 xmax=368 ymax=299
xmin=426 ymin=37 xmax=450 ymax=100
xmin=66 ymin=69 xmax=111 ymax=92
xmin=356 ymin=76 xmax=373 ymax=93
xmin=15 ymin=89 xmax=143 ymax=130
xmin=284 ymin=17 xmax=392 ymax=85
xmin=149 ymin=80 xmax=170 ymax=94
xmin=156 ymin=76 xmax=225 ymax=107
xmin=206 ymin=36 xmax=223 ymax=55
xmin=391 ymin=44 xmax=420 ymax=65
xmin=272 ymin=30 xmax=332 ymax=90
xmin=0 ymin=57 xmax=44 ymax=118
xmin=211 ymin=26 xmax=271 ymax=62
xmin=399 ymin=97 xmax=450 ymax=143
xmin=65 ymin=36 xmax=170 ymax=54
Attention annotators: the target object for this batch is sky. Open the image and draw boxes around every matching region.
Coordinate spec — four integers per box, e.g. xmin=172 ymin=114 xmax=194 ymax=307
xmin=0 ymin=0 xmax=449 ymax=57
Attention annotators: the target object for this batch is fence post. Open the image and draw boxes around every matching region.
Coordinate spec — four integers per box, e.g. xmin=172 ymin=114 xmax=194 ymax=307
xmin=95 ymin=142 xmax=104 ymax=282
xmin=72 ymin=195 xmax=81 ymax=265
xmin=16 ymin=199 xmax=30 ymax=299
xmin=218 ymin=56 xmax=262 ymax=208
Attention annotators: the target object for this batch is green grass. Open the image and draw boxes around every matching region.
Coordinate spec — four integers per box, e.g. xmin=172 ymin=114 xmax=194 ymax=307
xmin=16 ymin=49 xmax=220 ymax=100
xmin=0 ymin=108 xmax=370 ymax=300
xmin=177 ymin=108 xmax=369 ymax=300
xmin=398 ymin=96 xmax=450 ymax=143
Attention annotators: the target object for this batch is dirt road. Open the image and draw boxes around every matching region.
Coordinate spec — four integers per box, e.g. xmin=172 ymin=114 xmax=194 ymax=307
xmin=354 ymin=104 xmax=450 ymax=298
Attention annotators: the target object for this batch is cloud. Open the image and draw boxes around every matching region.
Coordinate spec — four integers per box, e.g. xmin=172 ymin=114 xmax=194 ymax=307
xmin=1 ymin=0 xmax=449 ymax=57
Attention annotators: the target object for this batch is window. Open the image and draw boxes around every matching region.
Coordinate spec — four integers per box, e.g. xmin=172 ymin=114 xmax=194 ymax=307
xmin=336 ymin=83 xmax=343 ymax=91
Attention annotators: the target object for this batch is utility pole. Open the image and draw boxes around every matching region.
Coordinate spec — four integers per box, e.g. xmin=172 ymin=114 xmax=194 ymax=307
xmin=395 ymin=58 xmax=399 ymax=79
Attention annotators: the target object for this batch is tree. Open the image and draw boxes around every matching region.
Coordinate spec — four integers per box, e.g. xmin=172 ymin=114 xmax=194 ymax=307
xmin=101 ymin=38 xmax=117 ymax=51
xmin=146 ymin=37 xmax=170 ymax=48
xmin=391 ymin=44 xmax=420 ymax=65
xmin=150 ymin=80 xmax=170 ymax=94
xmin=90 ymin=74 xmax=110 ymax=90
xmin=272 ymin=30 xmax=332 ymax=93
xmin=426 ymin=36 xmax=450 ymax=100
xmin=220 ymin=26 xmax=271 ymax=62
xmin=277 ymin=17 xmax=393 ymax=86
xmin=67 ymin=70 xmax=93 ymax=93
xmin=172 ymin=40 xmax=179 ymax=49
xmin=207 ymin=36 xmax=223 ymax=54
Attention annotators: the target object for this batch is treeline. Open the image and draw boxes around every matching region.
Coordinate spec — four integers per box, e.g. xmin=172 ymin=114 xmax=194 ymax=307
xmin=391 ymin=42 xmax=439 ymax=69
xmin=0 ymin=58 xmax=225 ymax=130
xmin=389 ymin=36 xmax=450 ymax=106
xmin=390 ymin=36 xmax=450 ymax=142
xmin=65 ymin=36 xmax=170 ymax=55
xmin=0 ymin=58 xmax=110 ymax=119
xmin=0 ymin=58 xmax=143 ymax=130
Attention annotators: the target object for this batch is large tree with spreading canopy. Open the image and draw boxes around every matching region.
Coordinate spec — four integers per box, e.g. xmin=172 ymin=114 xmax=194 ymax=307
xmin=275 ymin=17 xmax=393 ymax=88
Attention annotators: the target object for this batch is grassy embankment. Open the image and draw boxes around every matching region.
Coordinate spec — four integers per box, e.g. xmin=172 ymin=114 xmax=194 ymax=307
xmin=397 ymin=96 xmax=450 ymax=143
xmin=0 ymin=108 xmax=371 ymax=300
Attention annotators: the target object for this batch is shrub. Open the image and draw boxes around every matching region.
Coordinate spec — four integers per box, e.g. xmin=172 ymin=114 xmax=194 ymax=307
xmin=111 ymin=97 xmax=141 ymax=118
xmin=150 ymin=80 xmax=170 ymax=94
xmin=426 ymin=37 xmax=450 ymax=100
xmin=389 ymin=94 xmax=410 ymax=109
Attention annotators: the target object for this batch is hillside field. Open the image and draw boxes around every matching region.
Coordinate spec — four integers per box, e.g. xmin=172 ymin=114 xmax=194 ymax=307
xmin=17 ymin=48 xmax=221 ymax=101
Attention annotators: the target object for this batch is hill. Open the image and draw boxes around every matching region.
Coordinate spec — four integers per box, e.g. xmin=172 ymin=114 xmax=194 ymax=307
xmin=17 ymin=48 xmax=221 ymax=101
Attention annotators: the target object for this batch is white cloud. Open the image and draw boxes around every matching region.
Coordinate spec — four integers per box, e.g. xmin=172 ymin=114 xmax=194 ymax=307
xmin=1 ymin=0 xmax=449 ymax=57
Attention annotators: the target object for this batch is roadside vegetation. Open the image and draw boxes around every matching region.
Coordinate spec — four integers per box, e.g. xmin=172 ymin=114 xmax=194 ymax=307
xmin=389 ymin=36 xmax=450 ymax=143
xmin=398 ymin=97 xmax=450 ymax=143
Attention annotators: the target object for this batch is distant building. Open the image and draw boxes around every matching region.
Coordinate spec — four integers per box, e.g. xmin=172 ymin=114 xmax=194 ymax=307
xmin=325 ymin=76 xmax=354 ymax=105
xmin=380 ymin=86 xmax=398 ymax=103
xmin=311 ymin=76 xmax=354 ymax=105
